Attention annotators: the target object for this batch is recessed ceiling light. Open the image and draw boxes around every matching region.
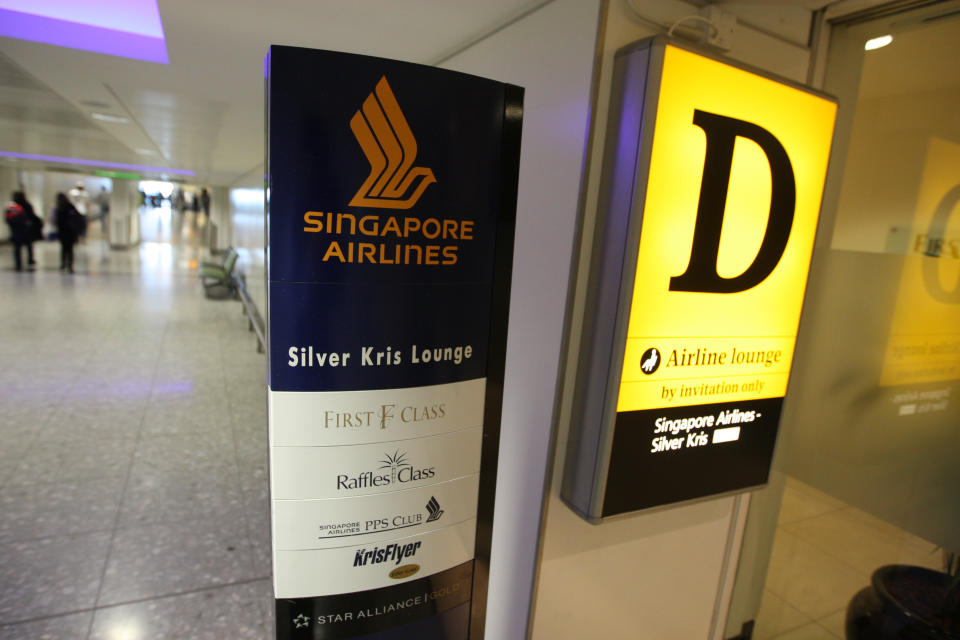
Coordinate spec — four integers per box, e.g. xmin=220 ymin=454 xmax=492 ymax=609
xmin=864 ymin=34 xmax=893 ymax=51
xmin=136 ymin=149 xmax=157 ymax=156
xmin=91 ymin=112 xmax=129 ymax=124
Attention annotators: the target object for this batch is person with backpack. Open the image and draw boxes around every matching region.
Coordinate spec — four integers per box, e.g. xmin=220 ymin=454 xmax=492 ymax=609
xmin=53 ymin=192 xmax=83 ymax=273
xmin=4 ymin=191 xmax=40 ymax=271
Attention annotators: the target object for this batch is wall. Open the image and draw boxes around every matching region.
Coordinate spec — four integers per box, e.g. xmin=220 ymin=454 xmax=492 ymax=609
xmin=437 ymin=1 xmax=603 ymax=636
xmin=533 ymin=2 xmax=819 ymax=639
xmin=227 ymin=166 xmax=266 ymax=310
xmin=228 ymin=166 xmax=264 ymax=254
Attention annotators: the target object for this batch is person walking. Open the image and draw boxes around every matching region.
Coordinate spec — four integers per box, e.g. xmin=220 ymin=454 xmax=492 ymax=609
xmin=53 ymin=192 xmax=82 ymax=273
xmin=4 ymin=191 xmax=40 ymax=271
xmin=200 ymin=188 xmax=210 ymax=217
xmin=68 ymin=181 xmax=90 ymax=215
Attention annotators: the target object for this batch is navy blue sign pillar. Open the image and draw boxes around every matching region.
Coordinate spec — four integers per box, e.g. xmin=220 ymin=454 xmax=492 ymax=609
xmin=265 ymin=46 xmax=522 ymax=639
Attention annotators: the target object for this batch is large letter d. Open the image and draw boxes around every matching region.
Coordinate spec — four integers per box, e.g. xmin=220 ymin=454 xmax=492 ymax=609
xmin=669 ymin=110 xmax=796 ymax=294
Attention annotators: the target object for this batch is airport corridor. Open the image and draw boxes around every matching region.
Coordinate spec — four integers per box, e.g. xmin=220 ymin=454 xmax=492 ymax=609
xmin=0 ymin=239 xmax=273 ymax=638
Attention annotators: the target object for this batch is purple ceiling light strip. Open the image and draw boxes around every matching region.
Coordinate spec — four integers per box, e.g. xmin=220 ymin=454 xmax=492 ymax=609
xmin=0 ymin=4 xmax=168 ymax=64
xmin=0 ymin=150 xmax=194 ymax=176
xmin=0 ymin=0 xmax=165 ymax=37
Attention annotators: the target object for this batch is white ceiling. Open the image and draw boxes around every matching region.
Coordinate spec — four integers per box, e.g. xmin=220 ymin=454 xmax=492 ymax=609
xmin=0 ymin=0 xmax=547 ymax=185
xmin=0 ymin=0 xmax=926 ymax=187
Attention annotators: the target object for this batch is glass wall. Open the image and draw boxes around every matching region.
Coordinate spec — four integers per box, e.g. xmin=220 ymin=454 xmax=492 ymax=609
xmin=727 ymin=3 xmax=960 ymax=639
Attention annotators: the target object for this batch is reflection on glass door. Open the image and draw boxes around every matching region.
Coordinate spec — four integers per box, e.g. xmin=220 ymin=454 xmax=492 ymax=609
xmin=726 ymin=4 xmax=960 ymax=639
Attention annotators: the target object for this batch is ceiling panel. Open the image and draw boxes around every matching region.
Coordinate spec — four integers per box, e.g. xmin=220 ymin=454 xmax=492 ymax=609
xmin=0 ymin=0 xmax=543 ymax=184
xmin=112 ymin=85 xmax=229 ymax=170
xmin=0 ymin=50 xmax=151 ymax=173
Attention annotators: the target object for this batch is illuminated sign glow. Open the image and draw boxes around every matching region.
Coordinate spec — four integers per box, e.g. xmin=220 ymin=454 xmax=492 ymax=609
xmin=561 ymin=39 xmax=837 ymax=519
xmin=617 ymin=45 xmax=836 ymax=413
xmin=0 ymin=0 xmax=168 ymax=64
xmin=93 ymin=169 xmax=141 ymax=180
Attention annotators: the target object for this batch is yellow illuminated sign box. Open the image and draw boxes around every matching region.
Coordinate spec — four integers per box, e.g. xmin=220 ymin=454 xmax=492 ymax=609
xmin=562 ymin=38 xmax=837 ymax=520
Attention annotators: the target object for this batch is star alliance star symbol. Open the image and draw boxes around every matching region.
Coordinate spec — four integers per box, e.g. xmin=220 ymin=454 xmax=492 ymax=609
xmin=293 ymin=613 xmax=310 ymax=629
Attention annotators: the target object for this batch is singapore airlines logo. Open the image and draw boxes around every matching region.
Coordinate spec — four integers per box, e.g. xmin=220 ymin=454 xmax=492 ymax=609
xmin=349 ymin=77 xmax=437 ymax=210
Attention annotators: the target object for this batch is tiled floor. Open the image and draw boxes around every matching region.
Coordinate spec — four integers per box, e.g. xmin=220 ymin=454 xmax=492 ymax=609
xmin=0 ymin=222 xmax=272 ymax=638
xmin=753 ymin=477 xmax=942 ymax=639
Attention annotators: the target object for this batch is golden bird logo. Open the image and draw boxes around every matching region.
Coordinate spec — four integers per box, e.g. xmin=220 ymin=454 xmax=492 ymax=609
xmin=349 ymin=77 xmax=437 ymax=209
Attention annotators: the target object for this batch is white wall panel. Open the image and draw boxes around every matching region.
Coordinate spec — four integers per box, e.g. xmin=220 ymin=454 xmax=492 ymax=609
xmin=439 ymin=0 xmax=603 ymax=636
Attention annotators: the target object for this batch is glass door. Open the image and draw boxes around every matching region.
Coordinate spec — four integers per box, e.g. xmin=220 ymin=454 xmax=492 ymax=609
xmin=725 ymin=2 xmax=960 ymax=638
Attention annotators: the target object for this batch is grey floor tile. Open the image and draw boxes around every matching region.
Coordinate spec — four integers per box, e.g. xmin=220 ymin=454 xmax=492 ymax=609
xmin=2 ymin=378 xmax=74 ymax=399
xmin=0 ymin=421 xmax=40 ymax=462
xmin=151 ymin=371 xmax=225 ymax=391
xmin=252 ymin=578 xmax=274 ymax=631
xmin=67 ymin=373 xmax=159 ymax=394
xmin=0 ymin=464 xmax=16 ymax=491
xmin=139 ymin=402 xmax=232 ymax=439
xmin=0 ymin=476 xmax=124 ymax=543
xmin=223 ymin=365 xmax=266 ymax=383
xmin=0 ymin=531 xmax=111 ymax=624
xmin=38 ymin=410 xmax=144 ymax=443
xmin=155 ymin=368 xmax=224 ymax=388
xmin=90 ymin=581 xmax=267 ymax=639
xmin=132 ymin=433 xmax=237 ymax=475
xmin=0 ymin=610 xmax=93 ymax=640
xmin=49 ymin=393 xmax=149 ymax=413
xmin=230 ymin=412 xmax=267 ymax=437
xmin=147 ymin=379 xmax=217 ymax=400
xmin=230 ymin=403 xmax=268 ymax=432
xmin=98 ymin=517 xmax=257 ymax=605
xmin=238 ymin=456 xmax=268 ymax=493
xmin=235 ymin=437 xmax=268 ymax=470
xmin=6 ymin=438 xmax=135 ymax=487
xmin=0 ymin=404 xmax=55 ymax=427
xmin=247 ymin=511 xmax=273 ymax=579
xmin=156 ymin=349 xmax=223 ymax=366
xmin=147 ymin=385 xmax=229 ymax=404
xmin=117 ymin=466 xmax=245 ymax=529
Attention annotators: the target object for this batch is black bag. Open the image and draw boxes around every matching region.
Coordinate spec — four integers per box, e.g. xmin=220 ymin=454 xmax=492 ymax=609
xmin=69 ymin=210 xmax=87 ymax=237
xmin=26 ymin=211 xmax=43 ymax=241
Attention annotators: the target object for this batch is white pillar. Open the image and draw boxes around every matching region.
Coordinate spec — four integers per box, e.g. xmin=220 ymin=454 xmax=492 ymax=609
xmin=20 ymin=171 xmax=46 ymax=224
xmin=208 ymin=186 xmax=231 ymax=252
xmin=108 ymin=179 xmax=141 ymax=247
